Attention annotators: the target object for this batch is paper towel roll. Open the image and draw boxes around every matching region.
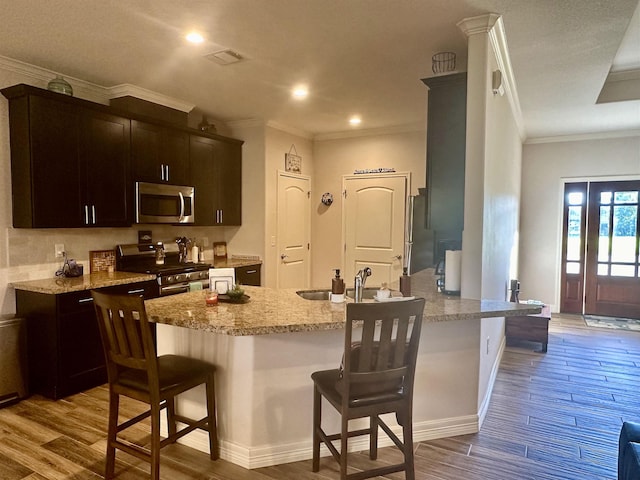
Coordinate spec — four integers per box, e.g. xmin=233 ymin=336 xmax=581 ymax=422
xmin=444 ymin=250 xmax=462 ymax=293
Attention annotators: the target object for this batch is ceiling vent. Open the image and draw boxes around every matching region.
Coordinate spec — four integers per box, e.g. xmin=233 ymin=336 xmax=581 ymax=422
xmin=204 ymin=49 xmax=244 ymax=65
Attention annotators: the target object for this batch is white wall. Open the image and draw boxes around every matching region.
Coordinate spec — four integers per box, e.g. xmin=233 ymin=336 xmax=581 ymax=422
xmin=520 ymin=135 xmax=640 ymax=311
xmin=311 ymin=129 xmax=426 ymax=287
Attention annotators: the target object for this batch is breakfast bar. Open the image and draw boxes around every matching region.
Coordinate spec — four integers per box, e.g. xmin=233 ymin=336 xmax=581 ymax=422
xmin=144 ymin=269 xmax=541 ymax=469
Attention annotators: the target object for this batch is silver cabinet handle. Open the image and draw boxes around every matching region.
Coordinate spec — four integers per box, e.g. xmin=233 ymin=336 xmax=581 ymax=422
xmin=84 ymin=205 xmax=89 ymax=225
xmin=165 ymin=164 xmax=169 ymax=182
xmin=246 ymin=270 xmax=257 ymax=274
xmin=219 ymin=209 xmax=223 ymax=224
xmin=160 ymin=163 xmax=164 ymax=181
xmin=78 ymin=297 xmax=94 ymax=304
xmin=127 ymin=288 xmax=145 ymax=295
xmin=92 ymin=205 xmax=96 ymax=225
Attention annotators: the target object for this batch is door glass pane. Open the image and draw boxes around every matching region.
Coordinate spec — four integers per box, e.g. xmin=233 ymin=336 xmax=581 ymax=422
xmin=601 ymin=191 xmax=612 ymax=204
xmin=614 ymin=191 xmax=638 ymax=204
xmin=598 ymin=206 xmax=610 ymax=262
xmin=566 ymin=262 xmax=580 ymax=274
xmin=611 ymin=264 xmax=635 ymax=277
xmin=567 ymin=206 xmax=582 ymax=261
xmin=597 ymin=263 xmax=609 ymax=275
xmin=567 ymin=192 xmax=583 ymax=205
xmin=611 ymin=205 xmax=637 ymax=263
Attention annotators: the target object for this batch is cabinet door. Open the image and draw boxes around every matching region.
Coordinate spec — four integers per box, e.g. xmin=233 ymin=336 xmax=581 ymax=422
xmin=132 ymin=120 xmax=189 ymax=185
xmin=216 ymin=141 xmax=242 ymax=226
xmin=190 ymin=134 xmax=241 ymax=226
xmin=80 ymin=110 xmax=131 ymax=226
xmin=27 ymin=95 xmax=83 ymax=227
xmin=190 ymin=134 xmax=217 ymax=225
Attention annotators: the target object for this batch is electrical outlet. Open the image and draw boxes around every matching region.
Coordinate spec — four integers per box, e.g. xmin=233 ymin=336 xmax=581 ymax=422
xmin=202 ymin=237 xmax=209 ymax=247
xmin=55 ymin=244 xmax=65 ymax=258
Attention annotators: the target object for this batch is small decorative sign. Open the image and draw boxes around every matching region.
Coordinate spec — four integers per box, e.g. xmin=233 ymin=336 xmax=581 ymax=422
xmin=285 ymin=144 xmax=302 ymax=173
xmin=353 ymin=168 xmax=396 ymax=174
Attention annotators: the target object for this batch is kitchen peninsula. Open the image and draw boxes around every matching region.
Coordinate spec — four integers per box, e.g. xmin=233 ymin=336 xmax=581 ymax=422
xmin=145 ymin=269 xmax=541 ymax=469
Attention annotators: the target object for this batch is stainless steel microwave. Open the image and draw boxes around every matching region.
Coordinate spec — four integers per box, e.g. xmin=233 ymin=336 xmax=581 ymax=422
xmin=135 ymin=182 xmax=195 ymax=224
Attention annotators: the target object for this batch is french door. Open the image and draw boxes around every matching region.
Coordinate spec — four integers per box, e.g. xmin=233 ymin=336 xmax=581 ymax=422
xmin=560 ymin=180 xmax=640 ymax=318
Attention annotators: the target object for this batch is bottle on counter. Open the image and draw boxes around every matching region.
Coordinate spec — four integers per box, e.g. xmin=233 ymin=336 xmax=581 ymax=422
xmin=331 ymin=269 xmax=345 ymax=303
xmin=400 ymin=268 xmax=411 ymax=296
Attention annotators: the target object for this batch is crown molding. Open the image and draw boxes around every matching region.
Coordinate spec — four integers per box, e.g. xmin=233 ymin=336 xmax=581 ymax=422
xmin=106 ymin=84 xmax=195 ymax=113
xmin=486 ymin=16 xmax=526 ymax=141
xmin=314 ymin=122 xmax=425 ymax=141
xmin=457 ymin=14 xmax=526 ymax=141
xmin=456 ymin=13 xmax=500 ymax=37
xmin=265 ymin=120 xmax=313 ymax=140
xmin=525 ymin=128 xmax=640 ymax=144
xmin=0 ymin=54 xmax=110 ymax=103
xmin=226 ymin=118 xmax=267 ymax=129
xmin=0 ymin=54 xmax=196 ymax=112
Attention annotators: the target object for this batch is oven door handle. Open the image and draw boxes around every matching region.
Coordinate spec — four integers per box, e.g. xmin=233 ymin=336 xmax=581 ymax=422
xmin=178 ymin=192 xmax=185 ymax=222
xmin=161 ymin=284 xmax=190 ymax=295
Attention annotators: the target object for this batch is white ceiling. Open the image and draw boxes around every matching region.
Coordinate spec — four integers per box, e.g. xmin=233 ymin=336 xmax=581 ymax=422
xmin=1 ymin=0 xmax=638 ymax=140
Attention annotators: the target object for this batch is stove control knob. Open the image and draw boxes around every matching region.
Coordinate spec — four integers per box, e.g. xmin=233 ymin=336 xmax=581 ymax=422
xmin=165 ymin=275 xmax=174 ymax=284
xmin=175 ymin=274 xmax=185 ymax=282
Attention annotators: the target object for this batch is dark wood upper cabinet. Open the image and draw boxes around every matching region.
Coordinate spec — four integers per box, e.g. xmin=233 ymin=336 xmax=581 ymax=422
xmin=190 ymin=134 xmax=242 ymax=226
xmin=1 ymin=85 xmax=131 ymax=228
xmin=131 ymin=120 xmax=189 ymax=185
xmin=422 ymin=72 xmax=467 ymax=262
xmin=79 ymin=110 xmax=131 ymax=227
xmin=1 ymin=83 xmax=243 ymax=229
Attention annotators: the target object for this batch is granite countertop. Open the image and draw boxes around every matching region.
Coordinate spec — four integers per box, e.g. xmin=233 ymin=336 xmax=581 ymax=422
xmin=145 ymin=269 xmax=542 ymax=336
xmin=212 ymin=258 xmax=262 ymax=268
xmin=11 ymin=271 xmax=157 ymax=294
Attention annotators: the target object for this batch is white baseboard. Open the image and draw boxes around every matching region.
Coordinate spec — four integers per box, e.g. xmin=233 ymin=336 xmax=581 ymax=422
xmin=164 ymin=413 xmax=480 ymax=469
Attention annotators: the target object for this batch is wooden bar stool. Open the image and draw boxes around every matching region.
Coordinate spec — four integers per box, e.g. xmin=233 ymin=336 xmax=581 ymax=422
xmin=92 ymin=290 xmax=218 ymax=480
xmin=311 ymin=298 xmax=425 ymax=480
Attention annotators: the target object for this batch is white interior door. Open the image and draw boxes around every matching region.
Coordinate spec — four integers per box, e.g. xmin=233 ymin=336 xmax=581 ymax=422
xmin=277 ymin=172 xmax=311 ymax=289
xmin=343 ymin=173 xmax=408 ymax=288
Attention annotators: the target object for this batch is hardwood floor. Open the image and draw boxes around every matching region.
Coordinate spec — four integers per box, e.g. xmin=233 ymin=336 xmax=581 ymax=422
xmin=1 ymin=314 xmax=639 ymax=479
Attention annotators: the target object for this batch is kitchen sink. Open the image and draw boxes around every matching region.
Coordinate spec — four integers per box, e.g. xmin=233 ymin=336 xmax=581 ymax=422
xmin=296 ymin=287 xmax=380 ymax=300
xmin=296 ymin=289 xmax=331 ymax=300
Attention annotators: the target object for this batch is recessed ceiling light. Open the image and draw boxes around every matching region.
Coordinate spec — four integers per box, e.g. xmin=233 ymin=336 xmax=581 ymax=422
xmin=186 ymin=32 xmax=204 ymax=44
xmin=292 ymin=86 xmax=308 ymax=99
xmin=349 ymin=116 xmax=362 ymax=126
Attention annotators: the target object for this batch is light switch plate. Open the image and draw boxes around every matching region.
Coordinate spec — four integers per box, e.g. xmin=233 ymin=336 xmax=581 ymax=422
xmin=55 ymin=244 xmax=65 ymax=258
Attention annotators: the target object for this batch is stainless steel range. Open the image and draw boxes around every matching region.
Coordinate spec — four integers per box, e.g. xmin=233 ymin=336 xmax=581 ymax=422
xmin=116 ymin=243 xmax=211 ymax=297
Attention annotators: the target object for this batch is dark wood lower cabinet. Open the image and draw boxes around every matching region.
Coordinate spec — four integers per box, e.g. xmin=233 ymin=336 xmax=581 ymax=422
xmin=235 ymin=264 xmax=261 ymax=286
xmin=16 ymin=281 xmax=157 ymax=400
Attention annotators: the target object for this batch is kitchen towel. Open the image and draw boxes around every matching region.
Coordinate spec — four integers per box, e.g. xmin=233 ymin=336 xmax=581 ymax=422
xmin=445 ymin=250 xmax=462 ymax=293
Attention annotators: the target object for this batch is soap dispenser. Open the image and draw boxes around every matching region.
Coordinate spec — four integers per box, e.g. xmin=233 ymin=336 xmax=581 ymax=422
xmin=400 ymin=267 xmax=411 ymax=296
xmin=331 ymin=269 xmax=345 ymax=303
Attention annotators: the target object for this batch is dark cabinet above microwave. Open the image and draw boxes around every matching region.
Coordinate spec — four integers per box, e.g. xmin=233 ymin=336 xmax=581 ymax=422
xmin=131 ymin=120 xmax=189 ymax=185
xmin=2 ymin=86 xmax=131 ymax=228
xmin=1 ymin=83 xmax=243 ymax=229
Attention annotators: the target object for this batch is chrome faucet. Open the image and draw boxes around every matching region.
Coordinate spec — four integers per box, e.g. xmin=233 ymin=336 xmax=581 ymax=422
xmin=354 ymin=267 xmax=372 ymax=303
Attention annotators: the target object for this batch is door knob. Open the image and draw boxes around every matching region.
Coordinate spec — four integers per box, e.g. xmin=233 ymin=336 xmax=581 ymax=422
xmin=280 ymin=254 xmax=288 ymax=260
xmin=393 ymin=255 xmax=402 ymax=260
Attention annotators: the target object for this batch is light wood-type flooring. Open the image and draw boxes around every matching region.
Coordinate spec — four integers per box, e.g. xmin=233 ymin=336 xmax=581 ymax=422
xmin=1 ymin=313 xmax=639 ymax=479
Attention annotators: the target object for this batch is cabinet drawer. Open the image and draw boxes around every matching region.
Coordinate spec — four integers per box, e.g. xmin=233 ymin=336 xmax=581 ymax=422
xmin=58 ymin=290 xmax=95 ymax=315
xmin=236 ymin=265 xmax=261 ymax=286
